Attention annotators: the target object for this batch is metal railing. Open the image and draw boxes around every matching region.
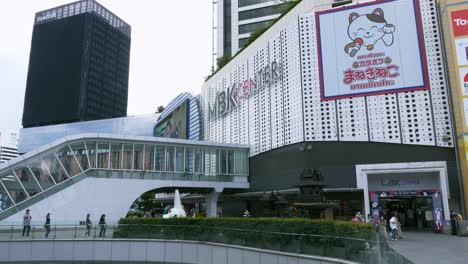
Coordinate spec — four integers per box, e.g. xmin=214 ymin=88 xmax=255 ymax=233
xmin=0 ymin=224 xmax=115 ymax=240
xmin=0 ymin=224 xmax=413 ymax=264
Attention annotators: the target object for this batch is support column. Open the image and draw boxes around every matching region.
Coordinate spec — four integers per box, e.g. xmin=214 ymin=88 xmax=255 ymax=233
xmin=205 ymin=190 xmax=221 ymax=217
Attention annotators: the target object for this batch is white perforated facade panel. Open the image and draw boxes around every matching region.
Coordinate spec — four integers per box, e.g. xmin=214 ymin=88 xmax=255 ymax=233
xmin=270 ymin=32 xmax=285 ymax=149
xmin=282 ymin=19 xmax=304 ymax=146
xmin=420 ymin=0 xmax=453 ymax=147
xmin=201 ymin=0 xmax=454 ymax=157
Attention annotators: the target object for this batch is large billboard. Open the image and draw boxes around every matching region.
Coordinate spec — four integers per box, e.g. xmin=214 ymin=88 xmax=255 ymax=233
xmin=155 ymin=100 xmax=188 ymax=139
xmin=316 ymin=0 xmax=429 ymax=101
xmin=442 ymin=0 xmax=468 ymax=216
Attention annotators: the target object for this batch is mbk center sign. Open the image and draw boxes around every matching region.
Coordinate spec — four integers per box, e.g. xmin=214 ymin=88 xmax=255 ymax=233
xmin=208 ymin=61 xmax=282 ymax=120
xmin=316 ymin=0 xmax=429 ymax=100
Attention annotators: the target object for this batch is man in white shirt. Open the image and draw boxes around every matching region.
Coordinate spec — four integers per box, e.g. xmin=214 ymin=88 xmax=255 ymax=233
xmin=389 ymin=213 xmax=398 ymax=241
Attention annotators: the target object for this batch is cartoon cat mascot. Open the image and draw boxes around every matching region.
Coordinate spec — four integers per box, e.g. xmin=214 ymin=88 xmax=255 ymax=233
xmin=344 ymin=8 xmax=395 ymax=57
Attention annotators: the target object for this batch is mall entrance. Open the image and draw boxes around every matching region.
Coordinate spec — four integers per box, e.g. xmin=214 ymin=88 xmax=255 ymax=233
xmin=356 ymin=162 xmax=451 ymax=232
xmin=377 ymin=195 xmax=435 ymax=231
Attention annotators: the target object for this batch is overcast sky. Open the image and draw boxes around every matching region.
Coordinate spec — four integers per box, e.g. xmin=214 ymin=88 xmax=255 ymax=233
xmin=0 ymin=0 xmax=213 ymax=133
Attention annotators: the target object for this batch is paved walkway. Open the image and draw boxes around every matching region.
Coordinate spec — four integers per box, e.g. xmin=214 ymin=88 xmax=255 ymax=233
xmin=388 ymin=232 xmax=468 ymax=264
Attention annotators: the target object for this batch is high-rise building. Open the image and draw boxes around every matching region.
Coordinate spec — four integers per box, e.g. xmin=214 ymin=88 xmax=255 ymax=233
xmin=215 ymin=0 xmax=291 ymax=59
xmin=0 ymin=130 xmax=19 ymax=163
xmin=22 ymin=0 xmax=131 ymax=128
xmin=214 ymin=0 xmax=353 ymax=61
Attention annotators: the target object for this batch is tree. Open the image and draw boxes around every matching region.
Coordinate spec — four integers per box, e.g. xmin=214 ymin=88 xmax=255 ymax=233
xmin=156 ymin=106 xmax=165 ymax=113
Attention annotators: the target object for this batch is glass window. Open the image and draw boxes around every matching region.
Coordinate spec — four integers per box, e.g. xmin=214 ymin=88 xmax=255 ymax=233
xmin=239 ymin=0 xmax=274 ymax=8
xmin=155 ymin=145 xmax=165 ymax=171
xmin=227 ymin=150 xmax=235 ymax=175
xmin=241 ymin=151 xmax=249 ymax=175
xmin=110 ymin=143 xmax=122 ymax=169
xmin=45 ymin=154 xmax=68 ymax=183
xmin=134 ymin=144 xmax=144 ymax=170
xmin=144 ymin=145 xmax=155 ymax=171
xmin=185 ymin=147 xmax=194 ymax=173
xmin=194 ymin=148 xmax=203 ymax=174
xmin=219 ymin=149 xmax=227 ymax=175
xmin=57 ymin=145 xmax=82 ymax=177
xmin=70 ymin=142 xmax=90 ymax=171
xmin=28 ymin=159 xmax=55 ymax=190
xmin=239 ymin=20 xmax=273 ymax=34
xmin=175 ymin=146 xmax=184 ymax=172
xmin=122 ymin=144 xmax=133 ymax=170
xmin=0 ymin=171 xmax=27 ymax=204
xmin=233 ymin=150 xmax=243 ymax=175
xmin=0 ymin=182 xmax=14 ymax=210
xmin=86 ymin=141 xmax=97 ymax=168
xmin=239 ymin=38 xmax=249 ymax=50
xmin=204 ymin=149 xmax=216 ymax=176
xmin=14 ymin=167 xmax=42 ymax=197
xmin=97 ymin=142 xmax=110 ymax=169
xmin=238 ymin=4 xmax=286 ymax=21
xmin=165 ymin=146 xmax=174 ymax=172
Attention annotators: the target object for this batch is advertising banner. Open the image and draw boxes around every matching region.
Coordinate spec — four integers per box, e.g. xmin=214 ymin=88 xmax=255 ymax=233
xmin=316 ymin=0 xmax=429 ymax=100
xmin=432 ymin=191 xmax=444 ymax=232
xmin=455 ymin=37 xmax=468 ymax=66
xmin=154 ymin=101 xmax=188 ymax=139
xmin=458 ymin=67 xmax=468 ymax=96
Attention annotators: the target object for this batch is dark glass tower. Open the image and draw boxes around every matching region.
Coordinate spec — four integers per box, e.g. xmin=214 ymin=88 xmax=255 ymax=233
xmin=22 ymin=0 xmax=131 ymax=128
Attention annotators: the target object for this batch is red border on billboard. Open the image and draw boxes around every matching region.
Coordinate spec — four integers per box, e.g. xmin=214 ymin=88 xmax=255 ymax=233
xmin=315 ymin=0 xmax=430 ymax=101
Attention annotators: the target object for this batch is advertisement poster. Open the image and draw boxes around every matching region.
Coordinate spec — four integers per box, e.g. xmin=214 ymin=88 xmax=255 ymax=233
xmin=432 ymin=192 xmax=444 ymax=232
xmin=464 ymin=98 xmax=468 ymax=126
xmin=154 ymin=101 xmax=188 ymax=139
xmin=316 ymin=0 xmax=428 ymax=100
xmin=465 ymin=135 xmax=468 ymax=161
xmin=458 ymin=67 xmax=468 ymax=96
xmin=455 ymin=37 xmax=468 ymax=66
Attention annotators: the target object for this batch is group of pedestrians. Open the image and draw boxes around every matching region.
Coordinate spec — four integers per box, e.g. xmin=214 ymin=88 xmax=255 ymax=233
xmin=351 ymin=211 xmax=403 ymax=241
xmin=22 ymin=209 xmax=108 ymax=238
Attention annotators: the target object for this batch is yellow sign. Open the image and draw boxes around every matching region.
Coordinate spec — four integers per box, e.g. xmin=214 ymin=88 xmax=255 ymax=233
xmin=439 ymin=0 xmax=468 ymax=215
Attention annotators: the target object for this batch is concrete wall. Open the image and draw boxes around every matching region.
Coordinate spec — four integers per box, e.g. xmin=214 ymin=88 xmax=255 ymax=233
xmin=0 ymin=239 xmax=357 ymax=264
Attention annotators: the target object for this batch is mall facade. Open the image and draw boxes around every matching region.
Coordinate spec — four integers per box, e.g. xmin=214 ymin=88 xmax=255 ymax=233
xmin=154 ymin=0 xmax=465 ymax=227
xmin=14 ymin=0 xmax=466 ymax=228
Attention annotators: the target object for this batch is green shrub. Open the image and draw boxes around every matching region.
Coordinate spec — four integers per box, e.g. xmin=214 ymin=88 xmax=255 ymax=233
xmin=113 ymin=217 xmax=375 ymax=262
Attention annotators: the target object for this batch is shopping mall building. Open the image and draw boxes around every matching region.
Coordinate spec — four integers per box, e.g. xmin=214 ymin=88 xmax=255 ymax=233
xmin=149 ymin=0 xmax=468 ymax=227
xmin=13 ymin=0 xmax=468 ymax=228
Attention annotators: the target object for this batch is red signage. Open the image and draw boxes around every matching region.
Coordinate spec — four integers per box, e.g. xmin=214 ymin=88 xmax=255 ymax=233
xmin=452 ymin=9 xmax=468 ymax=37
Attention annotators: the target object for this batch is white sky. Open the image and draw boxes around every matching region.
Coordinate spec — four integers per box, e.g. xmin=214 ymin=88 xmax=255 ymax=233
xmin=0 ymin=0 xmax=214 ymax=133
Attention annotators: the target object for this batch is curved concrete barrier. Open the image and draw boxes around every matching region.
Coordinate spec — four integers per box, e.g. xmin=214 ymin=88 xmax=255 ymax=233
xmin=0 ymin=239 xmax=358 ymax=264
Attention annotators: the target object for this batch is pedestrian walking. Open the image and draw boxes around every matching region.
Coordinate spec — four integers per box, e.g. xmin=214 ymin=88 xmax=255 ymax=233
xmin=44 ymin=213 xmax=51 ymax=238
xmin=366 ymin=213 xmax=373 ymax=223
xmin=84 ymin=214 xmax=92 ymax=237
xmin=22 ymin=209 xmax=32 ymax=237
xmin=352 ymin=212 xmax=364 ymax=222
xmin=450 ymin=210 xmax=458 ymax=235
xmin=390 ymin=213 xmax=399 ymax=241
xmin=98 ymin=214 xmax=107 ymax=237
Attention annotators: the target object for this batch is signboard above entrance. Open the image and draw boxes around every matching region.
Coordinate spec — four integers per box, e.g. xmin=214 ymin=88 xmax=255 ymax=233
xmin=316 ymin=0 xmax=429 ymax=100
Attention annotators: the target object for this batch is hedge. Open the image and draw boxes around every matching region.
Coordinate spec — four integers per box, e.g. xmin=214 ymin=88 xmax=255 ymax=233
xmin=113 ymin=218 xmax=376 ymax=262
